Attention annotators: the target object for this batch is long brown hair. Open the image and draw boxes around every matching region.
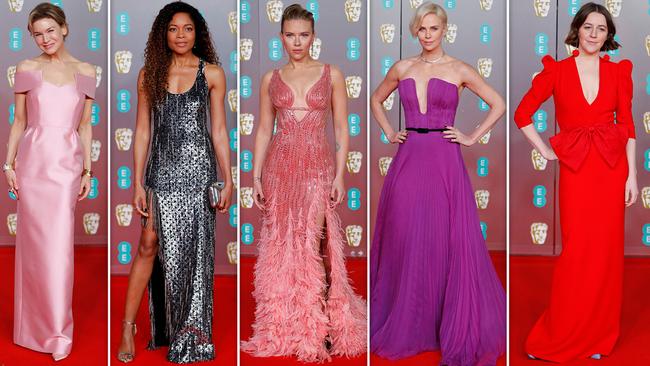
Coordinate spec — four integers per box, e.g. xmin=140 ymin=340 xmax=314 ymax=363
xmin=565 ymin=2 xmax=620 ymax=51
xmin=143 ymin=1 xmax=219 ymax=108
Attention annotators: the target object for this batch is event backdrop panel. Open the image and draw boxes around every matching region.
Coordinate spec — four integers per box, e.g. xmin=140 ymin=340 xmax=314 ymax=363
xmin=370 ymin=0 xmax=506 ymax=251
xmin=239 ymin=0 xmax=368 ymax=257
xmin=110 ymin=0 xmax=238 ymax=275
xmin=510 ymin=0 xmax=650 ymax=256
xmin=0 ymin=0 xmax=108 ymax=246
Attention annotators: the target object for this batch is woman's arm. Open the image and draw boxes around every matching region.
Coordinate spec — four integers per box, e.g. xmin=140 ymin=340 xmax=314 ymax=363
xmin=3 ymin=63 xmax=30 ymax=199
xmin=133 ymin=68 xmax=152 ymax=216
xmin=370 ymin=62 xmax=406 ymax=143
xmin=329 ymin=65 xmax=349 ymax=206
xmin=252 ymin=71 xmax=275 ymax=209
xmin=206 ymin=64 xmax=232 ymax=213
xmin=76 ymin=63 xmax=97 ymax=200
xmin=617 ymin=60 xmax=638 ymax=207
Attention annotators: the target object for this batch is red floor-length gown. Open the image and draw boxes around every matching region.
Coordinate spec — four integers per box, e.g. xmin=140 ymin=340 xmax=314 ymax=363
xmin=514 ymin=51 xmax=635 ymax=362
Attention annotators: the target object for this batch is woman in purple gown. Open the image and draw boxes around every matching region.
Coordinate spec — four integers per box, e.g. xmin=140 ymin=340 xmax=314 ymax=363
xmin=369 ymin=3 xmax=506 ymax=365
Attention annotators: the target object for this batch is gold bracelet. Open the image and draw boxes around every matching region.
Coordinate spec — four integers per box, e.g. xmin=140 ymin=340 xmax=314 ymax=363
xmin=81 ymin=169 xmax=93 ymax=177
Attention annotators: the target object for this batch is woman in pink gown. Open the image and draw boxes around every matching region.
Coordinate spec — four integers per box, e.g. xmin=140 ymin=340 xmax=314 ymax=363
xmin=3 ymin=4 xmax=96 ymax=361
xmin=241 ymin=4 xmax=366 ymax=362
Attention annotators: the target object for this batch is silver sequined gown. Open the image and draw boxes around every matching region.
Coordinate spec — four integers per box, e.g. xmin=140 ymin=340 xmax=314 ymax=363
xmin=144 ymin=59 xmax=217 ymax=363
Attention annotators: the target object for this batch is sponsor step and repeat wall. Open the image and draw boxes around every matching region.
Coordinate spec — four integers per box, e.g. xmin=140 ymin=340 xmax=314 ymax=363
xmin=0 ymin=0 xmax=108 ymax=246
xmin=239 ymin=0 xmax=368 ymax=257
xmin=510 ymin=0 xmax=650 ymax=256
xmin=110 ymin=0 xmax=238 ymax=274
xmin=370 ymin=0 xmax=507 ymax=251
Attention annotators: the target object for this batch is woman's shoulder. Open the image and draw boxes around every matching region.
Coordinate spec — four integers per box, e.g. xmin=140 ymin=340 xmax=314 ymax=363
xmin=72 ymin=61 xmax=96 ymax=78
xmin=16 ymin=58 xmax=41 ymax=72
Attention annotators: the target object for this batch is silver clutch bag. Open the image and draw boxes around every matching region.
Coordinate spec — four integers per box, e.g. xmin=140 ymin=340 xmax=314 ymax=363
xmin=208 ymin=181 xmax=225 ymax=208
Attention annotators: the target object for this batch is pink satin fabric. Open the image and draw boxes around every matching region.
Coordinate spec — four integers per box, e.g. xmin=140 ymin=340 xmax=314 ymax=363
xmin=13 ymin=69 xmax=95 ymax=357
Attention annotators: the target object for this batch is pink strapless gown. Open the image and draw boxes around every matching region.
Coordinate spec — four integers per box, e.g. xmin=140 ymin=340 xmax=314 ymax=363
xmin=12 ymin=70 xmax=95 ymax=358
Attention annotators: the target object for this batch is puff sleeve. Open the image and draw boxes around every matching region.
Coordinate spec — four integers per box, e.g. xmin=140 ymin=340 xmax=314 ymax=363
xmin=514 ymin=55 xmax=556 ymax=129
xmin=13 ymin=70 xmax=40 ymax=94
xmin=615 ymin=59 xmax=635 ymax=139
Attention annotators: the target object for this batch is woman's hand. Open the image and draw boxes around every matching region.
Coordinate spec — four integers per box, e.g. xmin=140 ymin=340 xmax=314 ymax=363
xmin=5 ymin=169 xmax=19 ymax=200
xmin=540 ymin=146 xmax=558 ymax=161
xmin=133 ymin=185 xmax=149 ymax=217
xmin=388 ymin=130 xmax=407 ymax=144
xmin=443 ymin=126 xmax=476 ymax=146
xmin=217 ymin=182 xmax=233 ymax=214
xmin=625 ymin=174 xmax=638 ymax=207
xmin=330 ymin=175 xmax=345 ymax=207
xmin=78 ymin=175 xmax=91 ymax=201
xmin=253 ymin=177 xmax=265 ymax=210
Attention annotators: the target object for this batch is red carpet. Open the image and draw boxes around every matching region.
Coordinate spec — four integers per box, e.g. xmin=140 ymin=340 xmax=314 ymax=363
xmin=510 ymin=256 xmax=650 ymax=366
xmin=0 ymin=246 xmax=108 ymax=366
xmin=110 ymin=274 xmax=236 ymax=365
xmin=240 ymin=256 xmax=367 ymax=366
xmin=370 ymin=251 xmax=506 ymax=366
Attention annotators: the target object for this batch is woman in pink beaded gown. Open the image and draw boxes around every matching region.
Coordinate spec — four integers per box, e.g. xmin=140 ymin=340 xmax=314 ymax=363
xmin=241 ymin=4 xmax=366 ymax=362
xmin=3 ymin=4 xmax=96 ymax=361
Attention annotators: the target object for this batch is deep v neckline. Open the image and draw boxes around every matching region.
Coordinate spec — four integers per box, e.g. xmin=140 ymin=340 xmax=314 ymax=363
xmin=401 ymin=77 xmax=460 ymax=115
xmin=573 ymin=56 xmax=601 ymax=107
xmin=276 ymin=65 xmax=327 ymax=109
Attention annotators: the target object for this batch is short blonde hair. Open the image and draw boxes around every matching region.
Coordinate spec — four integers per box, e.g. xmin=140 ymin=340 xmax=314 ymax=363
xmin=409 ymin=2 xmax=448 ymax=37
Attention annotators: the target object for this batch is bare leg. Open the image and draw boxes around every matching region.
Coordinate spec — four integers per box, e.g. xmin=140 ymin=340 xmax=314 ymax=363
xmin=316 ymin=213 xmax=332 ymax=349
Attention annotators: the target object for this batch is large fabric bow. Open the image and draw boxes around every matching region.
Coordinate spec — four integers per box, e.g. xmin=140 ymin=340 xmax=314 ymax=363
xmin=549 ymin=123 xmax=628 ymax=172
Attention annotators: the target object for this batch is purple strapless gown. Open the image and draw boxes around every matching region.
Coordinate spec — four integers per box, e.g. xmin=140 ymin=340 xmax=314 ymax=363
xmin=370 ymin=78 xmax=505 ymax=365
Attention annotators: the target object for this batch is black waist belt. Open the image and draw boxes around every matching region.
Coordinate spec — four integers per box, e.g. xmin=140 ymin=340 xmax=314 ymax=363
xmin=406 ymin=127 xmax=446 ymax=133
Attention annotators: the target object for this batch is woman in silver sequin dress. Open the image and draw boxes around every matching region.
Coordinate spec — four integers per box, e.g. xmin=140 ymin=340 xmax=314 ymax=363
xmin=116 ymin=2 xmax=233 ymax=363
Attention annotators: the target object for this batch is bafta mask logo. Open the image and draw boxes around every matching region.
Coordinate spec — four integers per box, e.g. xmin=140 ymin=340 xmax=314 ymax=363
xmin=228 ymin=89 xmax=238 ymax=112
xmin=346 ymin=151 xmax=363 ymax=174
xmin=241 ymin=187 xmax=254 ymax=209
xmin=231 ymin=166 xmax=238 ymax=187
xmin=534 ymin=0 xmax=551 ymax=17
xmin=642 ymin=187 xmax=650 ymax=209
xmin=409 ymin=0 xmax=424 ymax=8
xmin=86 ymin=0 xmax=102 ymax=13
xmin=344 ymin=0 xmax=362 ymax=22
xmin=345 ymin=76 xmax=362 ymax=99
xmin=227 ymin=241 xmax=238 ymax=264
xmin=240 ymin=38 xmax=253 ymax=61
xmin=605 ymin=0 xmax=622 ymax=17
xmin=8 ymin=0 xmax=24 ymax=12
xmin=475 ymin=190 xmax=490 ymax=210
xmin=643 ymin=112 xmax=650 ymax=134
xmin=228 ymin=11 xmax=238 ymax=34
xmin=91 ymin=139 xmax=101 ymax=162
xmin=477 ymin=58 xmax=493 ymax=78
xmin=531 ymin=149 xmax=548 ymax=171
xmin=7 ymin=66 xmax=16 ymax=88
xmin=345 ymin=225 xmax=363 ymax=247
xmin=378 ymin=157 xmax=393 ymax=176
xmin=382 ymin=92 xmax=395 ymax=111
xmin=115 ymin=204 xmax=133 ymax=227
xmin=240 ymin=113 xmax=255 ymax=135
xmin=114 ymin=50 xmax=133 ymax=74
xmin=115 ymin=128 xmax=133 ymax=151
xmin=7 ymin=213 xmax=17 ymax=236
xmin=565 ymin=44 xmax=578 ymax=56
xmin=95 ymin=65 xmax=103 ymax=87
xmin=380 ymin=24 xmax=396 ymax=44
xmin=479 ymin=0 xmax=493 ymax=11
xmin=645 ymin=35 xmax=650 ymax=57
xmin=530 ymin=222 xmax=548 ymax=245
xmin=445 ymin=23 xmax=458 ymax=44
xmin=83 ymin=213 xmax=100 ymax=235
xmin=266 ymin=0 xmax=284 ymax=23
xmin=310 ymin=38 xmax=322 ymax=60
xmin=478 ymin=130 xmax=491 ymax=145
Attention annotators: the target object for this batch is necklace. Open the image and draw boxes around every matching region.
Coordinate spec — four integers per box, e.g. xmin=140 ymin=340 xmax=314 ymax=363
xmin=419 ymin=52 xmax=445 ymax=64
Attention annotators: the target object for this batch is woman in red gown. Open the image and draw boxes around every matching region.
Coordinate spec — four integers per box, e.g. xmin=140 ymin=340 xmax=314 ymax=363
xmin=514 ymin=3 xmax=638 ymax=362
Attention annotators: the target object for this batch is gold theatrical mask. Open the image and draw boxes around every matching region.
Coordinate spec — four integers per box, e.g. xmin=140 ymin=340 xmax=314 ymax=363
xmin=382 ymin=91 xmax=395 ymax=111
xmin=643 ymin=112 xmax=650 ymax=134
xmin=266 ymin=0 xmax=284 ymax=23
xmin=378 ymin=157 xmax=393 ymax=177
xmin=114 ymin=50 xmax=133 ymax=74
xmin=530 ymin=222 xmax=549 ymax=245
xmin=344 ymin=0 xmax=362 ymax=22
xmin=94 ymin=65 xmax=103 ymax=87
xmin=479 ymin=0 xmax=494 ymax=11
xmin=478 ymin=130 xmax=491 ymax=145
xmin=228 ymin=11 xmax=238 ymax=34
xmin=345 ymin=225 xmax=363 ymax=247
xmin=8 ymin=0 xmax=24 ymax=12
xmin=231 ymin=166 xmax=238 ymax=187
xmin=115 ymin=204 xmax=133 ymax=227
xmin=240 ymin=38 xmax=253 ymax=61
xmin=228 ymin=89 xmax=238 ymax=112
xmin=477 ymin=58 xmax=493 ymax=78
xmin=534 ymin=0 xmax=551 ymax=17
xmin=565 ymin=44 xmax=578 ymax=56
xmin=91 ymin=139 xmax=101 ymax=162
xmin=86 ymin=0 xmax=102 ymax=13
xmin=114 ymin=128 xmax=133 ymax=151
xmin=645 ymin=35 xmax=650 ymax=57
xmin=7 ymin=66 xmax=16 ymax=88
xmin=642 ymin=187 xmax=650 ymax=209
xmin=531 ymin=149 xmax=548 ymax=171
xmin=474 ymin=190 xmax=490 ymax=210
xmin=227 ymin=241 xmax=238 ymax=264
xmin=345 ymin=76 xmax=363 ymax=99
xmin=346 ymin=151 xmax=363 ymax=174
xmin=445 ymin=23 xmax=458 ymax=44
xmin=240 ymin=113 xmax=255 ymax=135
xmin=83 ymin=213 xmax=100 ymax=235
xmin=605 ymin=0 xmax=622 ymax=17
xmin=241 ymin=187 xmax=254 ymax=209
xmin=380 ymin=24 xmax=396 ymax=44
xmin=7 ymin=213 xmax=17 ymax=236
xmin=310 ymin=38 xmax=322 ymax=60
xmin=409 ymin=0 xmax=424 ymax=9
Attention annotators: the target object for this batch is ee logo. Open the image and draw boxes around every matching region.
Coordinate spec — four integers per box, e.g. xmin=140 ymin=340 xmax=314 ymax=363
xmin=268 ymin=37 xmax=282 ymax=61
xmin=535 ymin=33 xmax=549 ymax=56
xmin=480 ymin=24 xmax=492 ymax=44
xmin=534 ymin=109 xmax=547 ymax=133
xmin=349 ymin=114 xmax=360 ymax=137
xmin=348 ymin=188 xmax=361 ymax=211
xmin=480 ymin=221 xmax=487 ymax=240
xmin=87 ymin=28 xmax=101 ymax=51
xmin=117 ymin=166 xmax=132 ymax=189
xmin=116 ymin=12 xmax=130 ymax=35
xmin=533 ymin=185 xmax=547 ymax=208
xmin=477 ymin=157 xmax=489 ymax=177
xmin=88 ymin=177 xmax=99 ymax=199
xmin=381 ymin=57 xmax=393 ymax=76
xmin=117 ymin=241 xmax=132 ymax=264
xmin=229 ymin=128 xmax=238 ymax=151
xmin=478 ymin=97 xmax=489 ymax=111
xmin=644 ymin=149 xmax=650 ymax=172
xmin=229 ymin=204 xmax=238 ymax=228
xmin=117 ymin=89 xmax=131 ymax=113
xmin=242 ymin=223 xmax=254 ymax=244
xmin=9 ymin=104 xmax=15 ymax=125
xmin=347 ymin=38 xmax=361 ymax=61
xmin=240 ymin=1 xmax=251 ymax=24
xmin=241 ymin=76 xmax=252 ymax=98
xmin=643 ymin=224 xmax=650 ymax=246
xmin=306 ymin=0 xmax=320 ymax=21
xmin=241 ymin=150 xmax=253 ymax=172
xmin=9 ymin=28 xmax=23 ymax=51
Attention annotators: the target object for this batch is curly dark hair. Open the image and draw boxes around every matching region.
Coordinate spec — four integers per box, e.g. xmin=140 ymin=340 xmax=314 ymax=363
xmin=143 ymin=1 xmax=220 ymax=108
xmin=565 ymin=2 xmax=620 ymax=52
